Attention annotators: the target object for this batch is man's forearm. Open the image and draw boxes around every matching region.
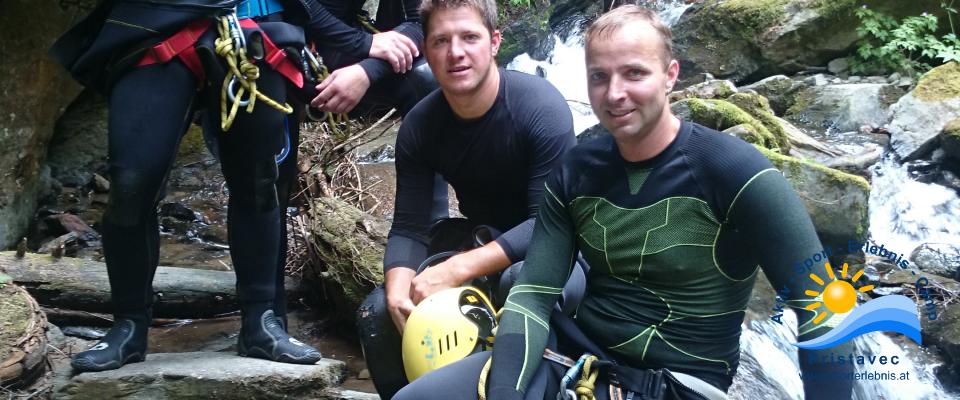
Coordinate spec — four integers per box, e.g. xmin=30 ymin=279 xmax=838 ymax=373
xmin=448 ymin=240 xmax=513 ymax=282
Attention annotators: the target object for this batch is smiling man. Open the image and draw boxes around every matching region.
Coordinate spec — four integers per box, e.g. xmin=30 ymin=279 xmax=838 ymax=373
xmin=394 ymin=5 xmax=854 ymax=400
xmin=355 ymin=0 xmax=576 ymax=397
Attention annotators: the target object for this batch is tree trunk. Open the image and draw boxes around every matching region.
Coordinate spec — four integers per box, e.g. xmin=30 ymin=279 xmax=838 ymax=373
xmin=0 ymin=252 xmax=239 ymax=318
xmin=0 ymin=281 xmax=47 ymax=389
xmin=299 ymin=196 xmax=387 ymax=322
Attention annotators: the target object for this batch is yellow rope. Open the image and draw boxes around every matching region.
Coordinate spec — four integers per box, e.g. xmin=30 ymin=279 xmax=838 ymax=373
xmin=477 ymin=356 xmax=493 ymax=400
xmin=575 ymin=355 xmax=600 ymax=400
xmin=215 ymin=16 xmax=292 ymax=132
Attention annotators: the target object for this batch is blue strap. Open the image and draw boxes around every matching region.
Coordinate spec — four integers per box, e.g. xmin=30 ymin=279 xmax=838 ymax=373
xmin=236 ymin=0 xmax=284 ymax=19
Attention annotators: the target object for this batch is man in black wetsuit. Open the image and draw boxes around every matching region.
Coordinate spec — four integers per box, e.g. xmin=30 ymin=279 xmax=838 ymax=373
xmin=50 ymin=0 xmax=327 ymax=373
xmin=355 ymin=0 xmax=576 ymax=397
xmin=271 ymin=0 xmax=439 ymax=328
xmin=395 ymin=5 xmax=855 ymax=400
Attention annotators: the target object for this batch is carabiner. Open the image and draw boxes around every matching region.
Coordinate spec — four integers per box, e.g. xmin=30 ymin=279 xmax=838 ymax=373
xmin=227 ymin=76 xmax=251 ymax=107
xmin=227 ymin=13 xmax=246 ymax=52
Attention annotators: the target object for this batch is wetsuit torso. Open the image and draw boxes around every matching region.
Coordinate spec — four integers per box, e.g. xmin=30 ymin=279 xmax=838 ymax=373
xmin=487 ymin=121 xmax=840 ymax=398
xmin=384 ymin=68 xmax=576 ymax=271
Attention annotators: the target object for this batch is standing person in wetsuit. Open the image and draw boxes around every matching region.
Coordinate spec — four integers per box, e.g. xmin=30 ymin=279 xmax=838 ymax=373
xmin=395 ymin=6 xmax=855 ymax=400
xmin=355 ymin=0 xmax=577 ymax=397
xmin=49 ymin=0 xmax=328 ymax=372
xmin=271 ymin=0 xmax=439 ymax=328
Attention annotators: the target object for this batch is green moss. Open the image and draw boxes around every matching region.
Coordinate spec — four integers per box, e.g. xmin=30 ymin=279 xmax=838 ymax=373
xmin=0 ymin=284 xmax=31 ymax=362
xmin=753 ymin=145 xmax=870 ymax=239
xmin=686 ymin=98 xmax=781 ymax=152
xmin=712 ymin=0 xmax=790 ymax=37
xmin=913 ymin=62 xmax=960 ymax=102
xmin=176 ymin=124 xmax=207 ymax=160
xmin=727 ymin=93 xmax=791 ymax=153
xmin=813 ymin=0 xmax=857 ymax=19
xmin=784 ymin=87 xmax=816 ymax=117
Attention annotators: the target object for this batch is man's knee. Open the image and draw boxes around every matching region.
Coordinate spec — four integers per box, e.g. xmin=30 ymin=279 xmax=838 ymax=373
xmin=357 ymin=286 xmax=391 ymax=339
xmin=103 ymin=168 xmax=161 ymax=227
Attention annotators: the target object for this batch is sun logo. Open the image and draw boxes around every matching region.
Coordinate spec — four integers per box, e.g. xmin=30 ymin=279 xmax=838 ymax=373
xmin=803 ymin=262 xmax=874 ymax=324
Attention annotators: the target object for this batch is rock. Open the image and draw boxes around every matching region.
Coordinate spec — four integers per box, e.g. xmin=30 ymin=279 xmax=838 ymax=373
xmin=496 ymin=0 xmax=553 ymax=64
xmin=888 ymin=72 xmax=901 ymax=83
xmin=54 ymin=352 xmax=346 ymax=400
xmin=92 ymin=173 xmax=110 ymax=193
xmin=889 ymin=62 xmax=960 ymax=160
xmin=0 ymin=0 xmax=89 ymax=248
xmin=920 ymin=302 xmax=960 ymax=389
xmin=669 ymin=79 xmax=738 ymax=102
xmin=357 ymin=368 xmax=371 ymax=379
xmin=823 ymin=144 xmax=883 ymax=175
xmin=941 ymin=170 xmax=960 ymax=194
xmin=671 ymin=98 xmax=785 ymax=152
xmin=723 ymin=124 xmax=763 ymax=143
xmin=805 ymin=74 xmax=829 ymax=87
xmin=753 ymin=147 xmax=870 ymax=249
xmin=910 ymin=243 xmax=960 ymax=280
xmin=672 ymin=0 xmax=931 ymax=83
xmin=740 ymin=75 xmax=807 ymax=116
xmin=942 ymin=118 xmax=960 ymax=161
xmin=784 ymin=83 xmax=904 ymax=133
xmin=847 ymin=76 xmax=861 ymax=83
xmin=827 ymin=57 xmax=850 ymax=75
xmin=325 ymin=389 xmax=380 ymax=400
xmin=46 ymin=90 xmax=109 ymax=188
xmin=159 ymin=202 xmax=199 ymax=222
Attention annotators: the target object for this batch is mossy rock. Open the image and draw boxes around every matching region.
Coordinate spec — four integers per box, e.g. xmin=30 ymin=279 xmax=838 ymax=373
xmin=0 ymin=281 xmax=47 ymax=389
xmin=914 ymin=62 xmax=960 ymax=103
xmin=672 ymin=98 xmax=782 ymax=152
xmin=942 ymin=118 xmax=960 ymax=161
xmin=754 ymin=145 xmax=870 ymax=245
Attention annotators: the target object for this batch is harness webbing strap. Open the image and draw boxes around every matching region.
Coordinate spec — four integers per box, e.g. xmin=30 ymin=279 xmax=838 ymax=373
xmin=137 ymin=19 xmax=212 ymax=84
xmin=237 ymin=19 xmax=303 ymax=88
xmin=136 ymin=18 xmax=303 ymax=88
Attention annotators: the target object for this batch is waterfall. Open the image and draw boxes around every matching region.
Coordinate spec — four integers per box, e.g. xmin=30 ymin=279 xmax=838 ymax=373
xmin=868 ymin=153 xmax=960 ymax=255
xmin=506 ymin=1 xmax=693 ymax=134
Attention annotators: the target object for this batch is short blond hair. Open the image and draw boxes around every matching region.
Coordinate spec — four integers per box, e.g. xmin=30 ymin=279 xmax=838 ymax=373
xmin=585 ymin=5 xmax=673 ymax=65
xmin=420 ymin=0 xmax=497 ymax=37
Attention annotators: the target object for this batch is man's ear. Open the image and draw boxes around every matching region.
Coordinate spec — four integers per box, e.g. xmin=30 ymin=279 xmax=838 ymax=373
xmin=491 ymin=30 xmax=502 ymax=56
xmin=665 ymin=59 xmax=680 ymax=92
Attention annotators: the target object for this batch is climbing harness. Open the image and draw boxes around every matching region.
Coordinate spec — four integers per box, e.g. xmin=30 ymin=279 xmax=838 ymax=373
xmin=214 ymin=13 xmax=293 ymax=131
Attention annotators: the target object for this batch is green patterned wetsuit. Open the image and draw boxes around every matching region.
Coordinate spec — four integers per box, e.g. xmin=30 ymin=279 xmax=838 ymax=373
xmin=487 ymin=121 xmax=848 ymax=398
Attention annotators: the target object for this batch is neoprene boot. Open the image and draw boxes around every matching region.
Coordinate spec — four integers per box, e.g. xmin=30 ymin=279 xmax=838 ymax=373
xmin=238 ymin=305 xmax=321 ymax=364
xmin=71 ymin=318 xmax=148 ymax=372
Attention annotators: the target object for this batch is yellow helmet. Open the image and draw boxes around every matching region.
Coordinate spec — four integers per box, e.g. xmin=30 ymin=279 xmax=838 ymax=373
xmin=402 ymin=286 xmax=498 ymax=381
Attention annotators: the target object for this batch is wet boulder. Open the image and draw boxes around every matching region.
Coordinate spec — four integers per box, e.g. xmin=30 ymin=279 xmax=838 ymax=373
xmin=55 ymin=352 xmax=346 ymax=400
xmin=45 ymin=90 xmax=109 ymax=188
xmin=0 ymin=0 xmax=90 ymax=248
xmin=783 ymin=83 xmax=904 ymax=133
xmin=942 ymin=118 xmax=960 ymax=161
xmin=889 ymin=62 xmax=960 ymax=160
xmin=910 ymin=243 xmax=960 ymax=280
xmin=672 ymin=0 xmax=932 ymax=84
xmin=754 ymin=146 xmax=871 ymax=249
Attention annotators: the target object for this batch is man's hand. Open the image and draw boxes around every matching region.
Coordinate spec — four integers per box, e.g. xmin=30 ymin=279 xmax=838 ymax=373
xmin=385 ymin=267 xmax=417 ymax=333
xmin=310 ymin=65 xmax=371 ymax=114
xmin=369 ymin=31 xmax=418 ymax=73
xmin=411 ymin=256 xmax=467 ymax=304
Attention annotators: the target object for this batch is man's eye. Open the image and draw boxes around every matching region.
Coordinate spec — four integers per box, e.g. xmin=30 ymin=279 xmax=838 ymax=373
xmin=589 ymin=72 xmax=607 ymax=82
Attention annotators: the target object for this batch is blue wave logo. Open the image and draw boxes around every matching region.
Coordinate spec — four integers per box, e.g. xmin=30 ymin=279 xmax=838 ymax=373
xmin=794 ymin=295 xmax=922 ymax=350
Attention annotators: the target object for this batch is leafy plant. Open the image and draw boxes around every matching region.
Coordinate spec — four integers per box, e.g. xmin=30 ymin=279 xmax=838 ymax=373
xmin=850 ymin=1 xmax=960 ymax=76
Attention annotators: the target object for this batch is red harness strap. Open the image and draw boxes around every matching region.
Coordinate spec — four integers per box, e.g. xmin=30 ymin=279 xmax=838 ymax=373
xmin=237 ymin=19 xmax=304 ymax=88
xmin=137 ymin=19 xmax=212 ymax=84
xmin=137 ymin=18 xmax=303 ymax=88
